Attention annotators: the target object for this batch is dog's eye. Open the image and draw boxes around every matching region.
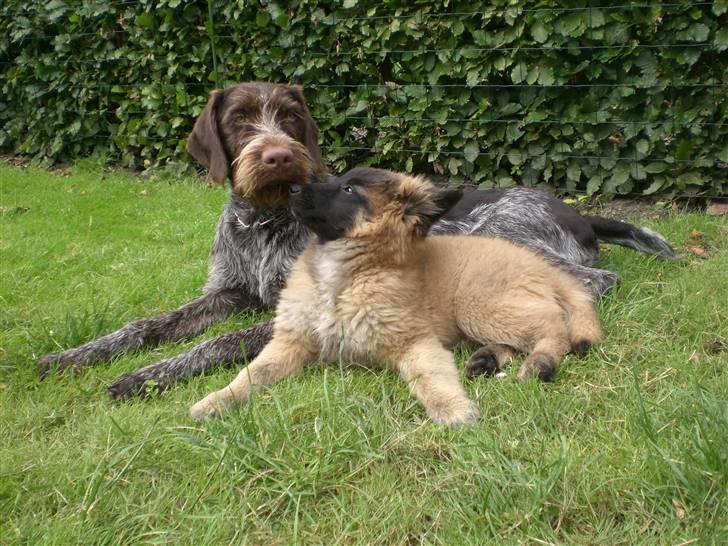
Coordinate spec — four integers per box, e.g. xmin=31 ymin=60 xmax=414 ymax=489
xmin=342 ymin=185 xmax=354 ymax=194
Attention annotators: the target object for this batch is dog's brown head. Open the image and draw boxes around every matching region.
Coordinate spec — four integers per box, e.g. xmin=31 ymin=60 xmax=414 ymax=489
xmin=187 ymin=82 xmax=326 ymax=208
xmin=289 ymin=167 xmax=462 ymax=253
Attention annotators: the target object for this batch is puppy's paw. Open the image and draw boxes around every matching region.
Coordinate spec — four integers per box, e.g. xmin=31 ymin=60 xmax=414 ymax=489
xmin=189 ymin=396 xmax=226 ymax=421
xmin=465 ymin=350 xmax=501 ymax=379
xmin=518 ymin=353 xmax=556 ymax=382
xmin=427 ymin=399 xmax=480 ymax=427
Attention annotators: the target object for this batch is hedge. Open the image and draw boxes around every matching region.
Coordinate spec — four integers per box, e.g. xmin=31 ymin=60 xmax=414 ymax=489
xmin=1 ymin=0 xmax=727 ymax=196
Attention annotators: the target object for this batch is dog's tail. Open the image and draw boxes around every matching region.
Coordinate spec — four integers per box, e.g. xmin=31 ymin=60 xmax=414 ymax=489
xmin=584 ymin=216 xmax=677 ymax=259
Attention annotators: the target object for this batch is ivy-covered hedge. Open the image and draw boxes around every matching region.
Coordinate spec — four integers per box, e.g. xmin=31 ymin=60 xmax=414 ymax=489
xmin=1 ymin=0 xmax=727 ymax=196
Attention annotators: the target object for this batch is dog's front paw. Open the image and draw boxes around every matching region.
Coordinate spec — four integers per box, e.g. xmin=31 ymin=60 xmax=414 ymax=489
xmin=38 ymin=351 xmax=76 ymax=378
xmin=108 ymin=373 xmax=158 ymax=400
xmin=427 ymin=399 xmax=480 ymax=427
xmin=189 ymin=395 xmax=229 ymax=421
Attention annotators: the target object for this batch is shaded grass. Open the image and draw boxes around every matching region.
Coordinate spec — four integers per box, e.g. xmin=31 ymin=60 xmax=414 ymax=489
xmin=1 ymin=163 xmax=726 ymax=544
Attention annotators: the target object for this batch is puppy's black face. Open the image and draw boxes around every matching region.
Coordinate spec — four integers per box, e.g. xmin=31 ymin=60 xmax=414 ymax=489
xmin=290 ymin=167 xmax=463 ymax=243
xmin=288 ymin=176 xmax=371 ymax=241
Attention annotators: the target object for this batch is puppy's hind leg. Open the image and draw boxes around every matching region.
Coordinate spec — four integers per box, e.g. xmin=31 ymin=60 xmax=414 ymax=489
xmin=190 ymin=331 xmax=318 ymax=420
xmin=517 ymin=335 xmax=571 ymax=382
xmin=465 ymin=343 xmax=514 ymax=379
xmin=396 ymin=338 xmax=480 ymax=426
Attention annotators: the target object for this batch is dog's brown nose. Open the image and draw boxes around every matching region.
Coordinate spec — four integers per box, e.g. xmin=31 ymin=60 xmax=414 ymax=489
xmin=261 ymin=147 xmax=293 ymax=167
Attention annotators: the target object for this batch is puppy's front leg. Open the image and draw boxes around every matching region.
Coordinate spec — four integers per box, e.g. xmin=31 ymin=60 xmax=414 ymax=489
xmin=396 ymin=338 xmax=480 ymax=426
xmin=190 ymin=332 xmax=317 ymax=420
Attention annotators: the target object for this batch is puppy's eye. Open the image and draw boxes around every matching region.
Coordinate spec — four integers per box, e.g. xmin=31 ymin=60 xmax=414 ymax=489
xmin=342 ymin=185 xmax=354 ymax=194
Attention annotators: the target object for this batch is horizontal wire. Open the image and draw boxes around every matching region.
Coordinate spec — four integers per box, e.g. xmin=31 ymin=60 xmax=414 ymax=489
xmin=64 ymin=109 xmax=728 ymax=128
xmin=308 ymin=83 xmax=728 ymax=89
xmin=50 ymin=135 xmax=724 ymax=165
xmin=5 ymin=80 xmax=723 ymax=90
xmin=211 ymin=2 xmax=716 ymax=25
xmin=302 ymin=43 xmax=716 ymax=57
xmin=333 ymin=115 xmax=726 ymax=128
xmin=343 ymin=2 xmax=716 ymax=22
xmin=320 ymin=145 xmax=725 ymax=164
xmin=2 ymin=43 xmax=715 ymax=65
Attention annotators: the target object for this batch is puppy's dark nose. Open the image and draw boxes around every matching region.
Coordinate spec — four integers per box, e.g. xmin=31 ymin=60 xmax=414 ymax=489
xmin=289 ymin=185 xmax=302 ymax=194
xmin=261 ymin=147 xmax=293 ymax=167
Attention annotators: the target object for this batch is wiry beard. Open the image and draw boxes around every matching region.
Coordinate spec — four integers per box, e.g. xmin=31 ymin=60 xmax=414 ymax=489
xmin=232 ymin=135 xmax=314 ymax=209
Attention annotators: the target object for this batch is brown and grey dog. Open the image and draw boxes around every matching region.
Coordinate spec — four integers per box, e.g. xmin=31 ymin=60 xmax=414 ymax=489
xmin=190 ymin=169 xmax=603 ymax=424
xmin=38 ymin=81 xmax=674 ymax=399
xmin=39 ymin=82 xmax=326 ymax=390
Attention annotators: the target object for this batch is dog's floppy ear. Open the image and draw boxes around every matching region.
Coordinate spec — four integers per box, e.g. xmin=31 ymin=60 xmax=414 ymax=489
xmin=287 ymin=84 xmax=326 ymax=178
xmin=187 ymin=89 xmax=229 ymax=184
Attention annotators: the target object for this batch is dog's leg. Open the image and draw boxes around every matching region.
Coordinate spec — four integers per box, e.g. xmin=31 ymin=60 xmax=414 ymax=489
xmin=396 ymin=338 xmax=480 ymax=426
xmin=189 ymin=331 xmax=317 ymax=420
xmin=465 ymin=343 xmax=514 ymax=379
xmin=38 ymin=289 xmax=250 ymax=377
xmin=517 ymin=336 xmax=571 ymax=382
xmin=107 ymin=321 xmax=274 ymax=400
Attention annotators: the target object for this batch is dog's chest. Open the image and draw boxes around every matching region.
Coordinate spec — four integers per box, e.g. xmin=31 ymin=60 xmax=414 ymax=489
xmin=309 ymin=258 xmax=399 ymax=363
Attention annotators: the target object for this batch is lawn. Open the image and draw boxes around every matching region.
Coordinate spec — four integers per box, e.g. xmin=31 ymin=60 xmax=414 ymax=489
xmin=1 ymin=162 xmax=726 ymax=544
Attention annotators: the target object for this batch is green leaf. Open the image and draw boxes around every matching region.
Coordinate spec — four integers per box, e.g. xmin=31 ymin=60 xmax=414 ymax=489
xmin=643 ymin=178 xmax=664 ymax=195
xmin=675 ymin=140 xmax=692 ymax=161
xmin=559 ymin=13 xmax=585 ymax=38
xmin=715 ymin=28 xmax=728 ymax=49
xmin=463 ymin=142 xmax=480 ymax=163
xmin=448 ymin=157 xmax=462 ymax=175
xmin=679 ymin=172 xmax=704 ymax=186
xmin=645 ymin=162 xmax=667 ymax=174
xmin=586 ymin=176 xmax=603 ymax=195
xmin=537 ymin=66 xmax=555 ymax=86
xmin=567 ymin=163 xmax=581 ymax=182
xmin=343 ymin=0 xmax=358 ymax=7
xmin=531 ymin=21 xmax=548 ymax=43
xmin=136 ymin=13 xmax=154 ymax=28
xmin=506 ymin=124 xmax=524 ymax=142
xmin=466 ymin=69 xmax=480 ymax=87
xmin=507 ymin=149 xmax=523 ymax=166
xmin=256 ymin=11 xmax=270 ymax=27
xmin=717 ymin=147 xmax=728 ymax=163
xmin=635 ymin=139 xmax=649 ymax=155
xmin=714 ymin=0 xmax=728 ymax=15
xmin=676 ymin=23 xmax=710 ymax=42
xmin=510 ymin=63 xmax=528 ymax=84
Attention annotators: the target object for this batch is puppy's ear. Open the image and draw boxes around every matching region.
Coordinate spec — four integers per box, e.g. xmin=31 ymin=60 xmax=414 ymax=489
xmin=287 ymin=84 xmax=326 ymax=178
xmin=401 ymin=179 xmax=463 ymax=235
xmin=186 ymin=89 xmax=229 ymax=184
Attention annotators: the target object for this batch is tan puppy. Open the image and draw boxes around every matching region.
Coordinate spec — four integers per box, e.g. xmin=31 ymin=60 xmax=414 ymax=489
xmin=190 ymin=168 xmax=603 ymax=425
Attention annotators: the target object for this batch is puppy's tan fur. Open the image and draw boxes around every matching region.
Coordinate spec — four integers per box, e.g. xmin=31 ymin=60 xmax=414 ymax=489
xmin=190 ymin=173 xmax=603 ymax=425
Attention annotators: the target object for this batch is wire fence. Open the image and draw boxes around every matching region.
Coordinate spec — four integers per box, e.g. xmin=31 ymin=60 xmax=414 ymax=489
xmin=2 ymin=1 xmax=727 ymax=197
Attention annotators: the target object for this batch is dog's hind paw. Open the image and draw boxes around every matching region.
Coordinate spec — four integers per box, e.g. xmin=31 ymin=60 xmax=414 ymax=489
xmin=465 ymin=349 xmax=501 ymax=379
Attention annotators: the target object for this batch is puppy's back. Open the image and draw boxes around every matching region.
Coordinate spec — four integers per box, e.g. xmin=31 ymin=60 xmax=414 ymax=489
xmin=421 ymin=235 xmax=594 ymax=346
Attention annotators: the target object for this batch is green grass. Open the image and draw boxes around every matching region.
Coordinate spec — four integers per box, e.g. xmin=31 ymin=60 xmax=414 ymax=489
xmin=1 ymin=163 xmax=726 ymax=545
